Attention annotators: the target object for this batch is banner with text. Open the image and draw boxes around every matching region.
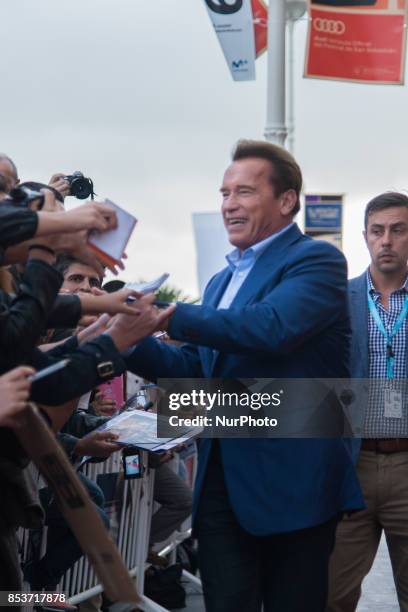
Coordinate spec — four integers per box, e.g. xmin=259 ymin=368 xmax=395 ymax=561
xmin=203 ymin=0 xmax=257 ymax=80
xmin=305 ymin=0 xmax=407 ymax=84
xmin=305 ymin=194 xmax=343 ymax=250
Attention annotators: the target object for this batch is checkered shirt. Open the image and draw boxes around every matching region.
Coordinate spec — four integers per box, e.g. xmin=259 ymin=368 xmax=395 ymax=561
xmin=365 ymin=270 xmax=408 ymax=437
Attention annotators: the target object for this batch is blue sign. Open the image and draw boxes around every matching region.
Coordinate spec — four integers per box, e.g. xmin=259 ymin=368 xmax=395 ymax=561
xmin=305 ymin=200 xmax=342 ymax=232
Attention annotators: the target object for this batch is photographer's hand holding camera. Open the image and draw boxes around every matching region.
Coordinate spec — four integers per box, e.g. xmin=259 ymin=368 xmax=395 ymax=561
xmin=48 ymin=172 xmax=71 ymax=200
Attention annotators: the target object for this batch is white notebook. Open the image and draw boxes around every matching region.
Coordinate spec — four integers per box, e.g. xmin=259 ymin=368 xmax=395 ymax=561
xmin=88 ymin=198 xmax=137 ymax=266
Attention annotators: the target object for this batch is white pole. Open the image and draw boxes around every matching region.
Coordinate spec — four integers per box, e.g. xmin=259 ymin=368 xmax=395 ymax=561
xmin=287 ymin=19 xmax=295 ymax=153
xmin=264 ymin=0 xmax=287 ymax=146
xmin=285 ymin=1 xmax=307 ymax=153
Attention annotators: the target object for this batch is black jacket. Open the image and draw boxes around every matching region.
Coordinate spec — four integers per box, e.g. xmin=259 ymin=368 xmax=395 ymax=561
xmin=0 ymin=334 xmax=126 ymax=462
xmin=0 ymin=203 xmax=38 ymax=262
xmin=0 ymin=258 xmax=126 ymax=462
xmin=0 ymin=259 xmax=64 ymax=368
xmin=58 ymin=410 xmax=110 ymax=457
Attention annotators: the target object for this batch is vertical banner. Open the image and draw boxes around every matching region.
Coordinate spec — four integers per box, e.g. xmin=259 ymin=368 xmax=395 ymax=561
xmin=193 ymin=212 xmax=231 ymax=296
xmin=203 ymin=0 xmax=257 ymax=80
xmin=305 ymin=0 xmax=407 ymax=83
xmin=305 ymin=194 xmax=344 ymax=250
xmin=252 ymin=0 xmax=268 ymax=56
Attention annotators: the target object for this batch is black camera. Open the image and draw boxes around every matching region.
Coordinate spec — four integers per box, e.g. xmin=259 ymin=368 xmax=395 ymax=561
xmin=64 ymin=171 xmax=94 ymax=200
xmin=7 ymin=186 xmax=45 ymax=209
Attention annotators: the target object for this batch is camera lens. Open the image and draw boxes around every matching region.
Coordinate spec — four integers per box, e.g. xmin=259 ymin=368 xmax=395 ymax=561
xmin=65 ymin=171 xmax=94 ymax=200
xmin=70 ymin=176 xmax=93 ymax=199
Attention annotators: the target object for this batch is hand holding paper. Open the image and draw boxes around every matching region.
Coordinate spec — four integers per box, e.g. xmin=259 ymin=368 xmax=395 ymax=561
xmin=74 ymin=430 xmax=121 ymax=458
xmin=64 ymin=200 xmax=119 ymax=233
xmin=88 ymin=198 xmax=137 ymax=270
xmin=77 ymin=288 xmax=145 ymax=317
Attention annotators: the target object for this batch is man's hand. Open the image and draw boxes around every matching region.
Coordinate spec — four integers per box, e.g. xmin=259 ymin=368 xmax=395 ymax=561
xmin=77 ymin=313 xmax=111 ymax=344
xmin=48 ymin=173 xmax=71 ymax=200
xmin=106 ymin=293 xmax=176 ymax=353
xmin=78 ymin=289 xmax=151 ymax=317
xmin=63 ymin=201 xmax=118 ymax=233
xmin=74 ymin=431 xmax=121 ymax=458
xmin=91 ymin=391 xmax=117 ymax=416
xmin=0 ymin=366 xmax=35 ymax=428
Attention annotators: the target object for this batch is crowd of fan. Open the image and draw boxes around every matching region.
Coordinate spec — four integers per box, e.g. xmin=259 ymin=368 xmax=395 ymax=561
xmin=0 ymin=154 xmax=193 ymax=608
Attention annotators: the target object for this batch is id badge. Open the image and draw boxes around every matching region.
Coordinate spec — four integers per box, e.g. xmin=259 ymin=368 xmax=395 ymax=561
xmin=383 ymin=387 xmax=403 ymax=419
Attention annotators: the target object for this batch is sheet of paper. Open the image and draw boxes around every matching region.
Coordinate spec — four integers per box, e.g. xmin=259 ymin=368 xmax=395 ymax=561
xmin=88 ymin=199 xmax=137 ymax=265
xmin=95 ymin=409 xmax=202 ymax=452
xmin=125 ymin=273 xmax=169 ymax=294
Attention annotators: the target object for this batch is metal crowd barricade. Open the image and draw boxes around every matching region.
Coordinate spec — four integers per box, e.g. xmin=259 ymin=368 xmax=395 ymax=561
xmin=60 ymin=451 xmax=158 ymax=609
xmin=20 ymin=446 xmax=200 ymax=612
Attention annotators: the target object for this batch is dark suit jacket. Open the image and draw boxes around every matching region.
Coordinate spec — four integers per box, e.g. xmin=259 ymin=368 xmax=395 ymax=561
xmin=346 ymin=272 xmax=373 ymax=462
xmin=126 ymin=224 xmax=364 ymax=535
xmin=349 ymin=272 xmax=370 ymax=379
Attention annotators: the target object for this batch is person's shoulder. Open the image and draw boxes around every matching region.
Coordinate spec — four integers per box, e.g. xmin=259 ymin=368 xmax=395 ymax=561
xmin=348 ymin=271 xmax=367 ymax=292
xmin=293 ymin=234 xmax=346 ymax=263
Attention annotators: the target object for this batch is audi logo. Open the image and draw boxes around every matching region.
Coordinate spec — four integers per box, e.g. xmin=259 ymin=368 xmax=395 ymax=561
xmin=313 ymin=18 xmax=346 ymax=35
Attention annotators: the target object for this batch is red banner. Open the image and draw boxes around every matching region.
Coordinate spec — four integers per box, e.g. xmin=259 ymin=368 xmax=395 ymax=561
xmin=305 ymin=0 xmax=407 ymax=83
xmin=252 ymin=0 xmax=268 ymax=57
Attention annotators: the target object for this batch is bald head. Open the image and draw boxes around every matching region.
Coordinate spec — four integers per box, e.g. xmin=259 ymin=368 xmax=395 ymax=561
xmin=0 ymin=154 xmax=19 ymax=196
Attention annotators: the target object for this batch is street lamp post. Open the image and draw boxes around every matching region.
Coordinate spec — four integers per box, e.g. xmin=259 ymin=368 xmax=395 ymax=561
xmin=264 ymin=0 xmax=288 ymax=146
xmin=264 ymin=0 xmax=307 ymax=151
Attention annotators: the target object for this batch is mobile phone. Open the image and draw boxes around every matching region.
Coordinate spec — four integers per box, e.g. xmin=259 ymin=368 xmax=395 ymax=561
xmin=122 ymin=448 xmax=144 ymax=479
xmin=29 ymin=359 xmax=70 ymax=383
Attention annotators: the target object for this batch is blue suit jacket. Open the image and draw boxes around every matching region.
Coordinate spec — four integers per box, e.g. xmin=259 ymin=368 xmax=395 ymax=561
xmin=126 ymin=224 xmax=364 ymax=535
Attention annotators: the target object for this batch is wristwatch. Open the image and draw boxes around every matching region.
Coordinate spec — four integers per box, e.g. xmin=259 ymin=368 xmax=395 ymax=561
xmin=97 ymin=361 xmax=115 ymax=379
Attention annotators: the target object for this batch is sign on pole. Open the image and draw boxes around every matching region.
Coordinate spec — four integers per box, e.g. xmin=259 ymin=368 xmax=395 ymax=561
xmin=252 ymin=0 xmax=268 ymax=56
xmin=203 ymin=0 xmax=257 ymax=80
xmin=304 ymin=194 xmax=344 ymax=250
xmin=304 ymin=0 xmax=407 ymax=84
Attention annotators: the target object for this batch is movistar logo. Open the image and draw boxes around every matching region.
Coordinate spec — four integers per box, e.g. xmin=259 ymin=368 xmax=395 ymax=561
xmin=232 ymin=59 xmax=248 ymax=69
xmin=205 ymin=0 xmax=243 ymax=15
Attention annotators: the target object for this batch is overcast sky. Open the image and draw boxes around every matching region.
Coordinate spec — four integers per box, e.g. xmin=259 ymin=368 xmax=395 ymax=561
xmin=1 ymin=0 xmax=407 ymax=296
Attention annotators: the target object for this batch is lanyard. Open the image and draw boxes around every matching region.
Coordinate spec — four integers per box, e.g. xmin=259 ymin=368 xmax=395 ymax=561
xmin=367 ymin=290 xmax=408 ymax=378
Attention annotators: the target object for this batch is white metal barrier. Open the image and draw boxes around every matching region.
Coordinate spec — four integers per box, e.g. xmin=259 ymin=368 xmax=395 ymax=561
xmin=20 ymin=448 xmax=200 ymax=612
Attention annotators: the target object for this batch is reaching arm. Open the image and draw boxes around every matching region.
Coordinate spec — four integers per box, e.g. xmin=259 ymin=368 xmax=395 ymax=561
xmin=168 ymin=242 xmax=348 ymax=356
xmin=125 ymin=337 xmax=203 ymax=382
xmin=0 ymin=259 xmax=62 ymax=366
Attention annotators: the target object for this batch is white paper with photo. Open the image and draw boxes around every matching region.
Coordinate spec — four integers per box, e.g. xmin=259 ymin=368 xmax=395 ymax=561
xmin=94 ymin=409 xmax=202 ymax=452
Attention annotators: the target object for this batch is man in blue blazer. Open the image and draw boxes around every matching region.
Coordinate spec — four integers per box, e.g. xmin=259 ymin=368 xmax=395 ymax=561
xmin=328 ymin=192 xmax=408 ymax=611
xmin=126 ymin=140 xmax=363 ymax=611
